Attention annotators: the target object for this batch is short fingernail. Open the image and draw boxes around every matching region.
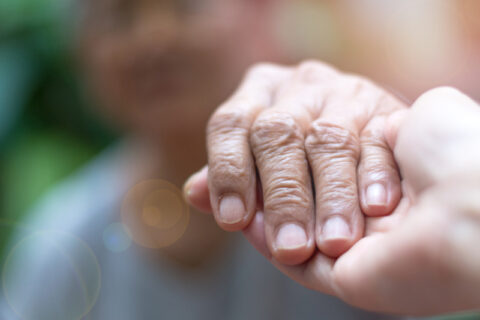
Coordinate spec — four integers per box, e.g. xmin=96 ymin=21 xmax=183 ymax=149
xmin=366 ymin=183 xmax=387 ymax=206
xmin=219 ymin=194 xmax=245 ymax=224
xmin=276 ymin=223 xmax=307 ymax=250
xmin=323 ymin=216 xmax=351 ymax=241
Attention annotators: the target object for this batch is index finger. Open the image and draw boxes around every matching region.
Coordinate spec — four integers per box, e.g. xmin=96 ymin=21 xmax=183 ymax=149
xmin=207 ymin=63 xmax=292 ymax=231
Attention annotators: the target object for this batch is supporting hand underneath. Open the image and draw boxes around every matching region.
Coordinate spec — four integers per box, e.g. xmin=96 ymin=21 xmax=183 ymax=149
xmin=185 ymin=86 xmax=480 ymax=316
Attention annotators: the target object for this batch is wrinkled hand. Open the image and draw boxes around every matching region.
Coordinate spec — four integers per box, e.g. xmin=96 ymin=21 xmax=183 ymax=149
xmin=186 ymin=61 xmax=406 ymax=264
xmin=187 ymin=87 xmax=480 ymax=315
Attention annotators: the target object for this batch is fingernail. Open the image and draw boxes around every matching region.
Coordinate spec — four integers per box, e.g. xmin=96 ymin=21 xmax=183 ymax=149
xmin=366 ymin=183 xmax=387 ymax=206
xmin=276 ymin=223 xmax=307 ymax=250
xmin=323 ymin=216 xmax=351 ymax=241
xmin=219 ymin=194 xmax=245 ymax=224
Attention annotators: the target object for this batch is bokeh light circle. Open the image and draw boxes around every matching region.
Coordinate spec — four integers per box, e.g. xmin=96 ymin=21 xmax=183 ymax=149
xmin=121 ymin=179 xmax=190 ymax=249
xmin=103 ymin=222 xmax=132 ymax=253
xmin=2 ymin=230 xmax=101 ymax=320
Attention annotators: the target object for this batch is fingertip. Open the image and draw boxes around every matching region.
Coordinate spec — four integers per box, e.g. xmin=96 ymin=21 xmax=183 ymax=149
xmin=184 ymin=166 xmax=208 ymax=194
xmin=384 ymin=109 xmax=409 ymax=152
xmin=318 ymin=239 xmax=354 ymax=259
xmin=272 ymin=223 xmax=314 ymax=265
xmin=216 ymin=193 xmax=251 ymax=231
xmin=183 ymin=166 xmax=212 ymax=213
xmin=361 ymin=181 xmax=401 ymax=217
xmin=211 ymin=189 xmax=257 ymax=232
xmin=317 ymin=216 xmax=357 ymax=258
xmin=365 ymin=183 xmax=388 ymax=208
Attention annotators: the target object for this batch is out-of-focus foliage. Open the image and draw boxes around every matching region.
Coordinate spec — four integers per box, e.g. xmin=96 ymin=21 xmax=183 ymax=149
xmin=0 ymin=0 xmax=116 ymax=253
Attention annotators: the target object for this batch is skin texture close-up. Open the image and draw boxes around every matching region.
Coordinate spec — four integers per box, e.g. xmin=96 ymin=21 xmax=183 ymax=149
xmin=202 ymin=61 xmax=405 ymax=264
xmin=185 ymin=86 xmax=480 ymax=316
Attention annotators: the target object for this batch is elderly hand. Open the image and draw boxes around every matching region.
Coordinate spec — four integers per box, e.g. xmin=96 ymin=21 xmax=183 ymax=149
xmin=185 ymin=87 xmax=480 ymax=315
xmin=185 ymin=61 xmax=406 ymax=264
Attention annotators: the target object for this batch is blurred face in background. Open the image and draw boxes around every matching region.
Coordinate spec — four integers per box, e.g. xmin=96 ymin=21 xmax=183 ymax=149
xmin=79 ymin=0 xmax=284 ymax=143
xmin=79 ymin=0 xmax=480 ymax=145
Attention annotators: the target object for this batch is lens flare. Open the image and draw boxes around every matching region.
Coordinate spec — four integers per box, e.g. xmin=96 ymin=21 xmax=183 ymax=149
xmin=2 ymin=230 xmax=101 ymax=320
xmin=121 ymin=179 xmax=190 ymax=249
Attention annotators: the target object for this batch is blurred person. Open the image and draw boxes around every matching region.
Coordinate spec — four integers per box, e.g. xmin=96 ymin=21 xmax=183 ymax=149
xmin=0 ymin=0 xmax=396 ymax=319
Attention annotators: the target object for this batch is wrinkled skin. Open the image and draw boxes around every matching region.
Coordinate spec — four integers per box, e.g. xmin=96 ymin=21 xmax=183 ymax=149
xmin=190 ymin=61 xmax=406 ymax=264
xmin=186 ymin=86 xmax=480 ymax=315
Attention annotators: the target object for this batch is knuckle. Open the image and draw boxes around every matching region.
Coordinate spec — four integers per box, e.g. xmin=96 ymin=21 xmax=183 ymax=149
xmin=320 ymin=172 xmax=357 ymax=197
xmin=360 ymin=116 xmax=385 ymax=140
xmin=360 ymin=132 xmax=390 ymax=152
xmin=380 ymin=94 xmax=407 ymax=112
xmin=305 ymin=120 xmax=360 ymax=158
xmin=246 ymin=62 xmax=283 ymax=81
xmin=207 ymin=108 xmax=253 ymax=188
xmin=339 ymin=75 xmax=385 ymax=103
xmin=298 ymin=60 xmax=335 ymax=74
xmin=209 ymin=155 xmax=250 ymax=185
xmin=360 ymin=119 xmax=399 ymax=176
xmin=342 ymin=75 xmax=406 ymax=114
xmin=345 ymin=76 xmax=368 ymax=95
xmin=296 ymin=60 xmax=337 ymax=83
xmin=343 ymin=74 xmax=371 ymax=88
xmin=359 ymin=152 xmax=398 ymax=181
xmin=250 ymin=112 xmax=304 ymax=151
xmin=317 ymin=184 xmax=358 ymax=214
xmin=338 ymin=74 xmax=381 ymax=103
xmin=207 ymin=107 xmax=250 ymax=137
xmin=264 ymin=176 xmax=311 ymax=213
xmin=360 ymin=132 xmax=386 ymax=149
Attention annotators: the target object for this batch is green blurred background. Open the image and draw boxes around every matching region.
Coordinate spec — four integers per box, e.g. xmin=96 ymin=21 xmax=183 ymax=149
xmin=0 ymin=0 xmax=115 ymax=255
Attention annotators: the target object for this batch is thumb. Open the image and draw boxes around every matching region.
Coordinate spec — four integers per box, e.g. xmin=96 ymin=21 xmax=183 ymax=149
xmin=394 ymin=86 xmax=480 ymax=198
xmin=183 ymin=166 xmax=213 ymax=213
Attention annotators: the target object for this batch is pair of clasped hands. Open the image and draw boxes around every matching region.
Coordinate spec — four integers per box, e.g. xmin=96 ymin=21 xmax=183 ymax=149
xmin=184 ymin=61 xmax=480 ymax=316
